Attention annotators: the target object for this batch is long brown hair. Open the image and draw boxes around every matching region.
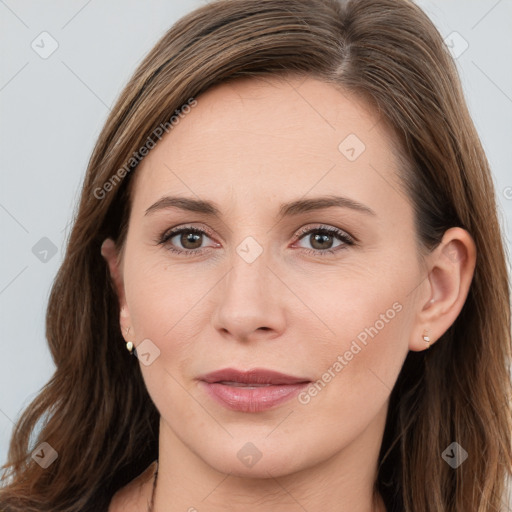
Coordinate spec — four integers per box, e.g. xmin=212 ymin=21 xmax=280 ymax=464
xmin=1 ymin=0 xmax=511 ymax=510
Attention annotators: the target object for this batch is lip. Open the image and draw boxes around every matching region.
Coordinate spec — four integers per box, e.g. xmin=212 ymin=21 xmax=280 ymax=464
xmin=198 ymin=368 xmax=311 ymax=413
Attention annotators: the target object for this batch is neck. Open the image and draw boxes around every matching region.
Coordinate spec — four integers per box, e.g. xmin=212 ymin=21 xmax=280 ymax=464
xmin=152 ymin=403 xmax=388 ymax=512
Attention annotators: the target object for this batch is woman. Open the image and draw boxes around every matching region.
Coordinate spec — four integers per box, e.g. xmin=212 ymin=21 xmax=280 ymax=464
xmin=1 ymin=0 xmax=511 ymax=511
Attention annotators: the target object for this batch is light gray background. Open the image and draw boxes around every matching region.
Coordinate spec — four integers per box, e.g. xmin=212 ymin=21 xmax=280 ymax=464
xmin=1 ymin=0 xmax=511 ymax=499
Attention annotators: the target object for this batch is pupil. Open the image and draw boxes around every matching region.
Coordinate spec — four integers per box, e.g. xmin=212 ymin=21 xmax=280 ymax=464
xmin=312 ymin=233 xmax=332 ymax=250
xmin=182 ymin=232 xmax=202 ymax=249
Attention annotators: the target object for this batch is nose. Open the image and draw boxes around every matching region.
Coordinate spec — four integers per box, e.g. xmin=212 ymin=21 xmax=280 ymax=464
xmin=211 ymin=247 xmax=286 ymax=343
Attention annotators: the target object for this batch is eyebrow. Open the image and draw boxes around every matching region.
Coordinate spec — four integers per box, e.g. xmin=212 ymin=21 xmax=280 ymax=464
xmin=144 ymin=194 xmax=376 ymax=219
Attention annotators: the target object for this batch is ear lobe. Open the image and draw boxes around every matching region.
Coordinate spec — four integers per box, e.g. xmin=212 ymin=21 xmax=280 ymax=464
xmin=101 ymin=238 xmax=126 ymax=306
xmin=409 ymin=227 xmax=476 ymax=352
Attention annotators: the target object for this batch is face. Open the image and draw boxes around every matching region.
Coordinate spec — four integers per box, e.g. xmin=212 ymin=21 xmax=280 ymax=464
xmin=104 ymin=75 xmax=432 ymax=479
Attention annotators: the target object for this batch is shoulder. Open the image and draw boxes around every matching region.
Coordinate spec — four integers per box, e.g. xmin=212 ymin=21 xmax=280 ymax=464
xmin=108 ymin=460 xmax=158 ymax=512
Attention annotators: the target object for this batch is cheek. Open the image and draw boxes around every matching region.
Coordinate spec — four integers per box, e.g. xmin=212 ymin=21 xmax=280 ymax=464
xmin=297 ymin=266 xmax=412 ymax=403
xmin=315 ymin=294 xmax=408 ymax=388
xmin=124 ymin=252 xmax=206 ymax=338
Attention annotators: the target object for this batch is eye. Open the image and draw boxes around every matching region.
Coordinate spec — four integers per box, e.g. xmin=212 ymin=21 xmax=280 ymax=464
xmin=157 ymin=226 xmax=219 ymax=256
xmin=156 ymin=224 xmax=355 ymax=257
xmin=292 ymin=225 xmax=355 ymax=256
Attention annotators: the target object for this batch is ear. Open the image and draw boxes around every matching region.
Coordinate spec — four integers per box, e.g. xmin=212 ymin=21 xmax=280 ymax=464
xmin=101 ymin=238 xmax=132 ymax=343
xmin=409 ymin=227 xmax=477 ymax=351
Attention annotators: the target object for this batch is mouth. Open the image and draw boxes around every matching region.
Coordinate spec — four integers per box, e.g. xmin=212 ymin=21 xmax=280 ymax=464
xmin=198 ymin=368 xmax=311 ymax=413
xmin=215 ymin=382 xmax=276 ymax=388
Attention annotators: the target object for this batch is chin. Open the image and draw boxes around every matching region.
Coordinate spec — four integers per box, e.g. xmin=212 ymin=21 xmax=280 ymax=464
xmin=198 ymin=437 xmax=312 ymax=479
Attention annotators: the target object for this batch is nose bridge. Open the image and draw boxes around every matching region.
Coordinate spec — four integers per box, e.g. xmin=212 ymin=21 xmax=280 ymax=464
xmin=226 ymin=234 xmax=271 ymax=301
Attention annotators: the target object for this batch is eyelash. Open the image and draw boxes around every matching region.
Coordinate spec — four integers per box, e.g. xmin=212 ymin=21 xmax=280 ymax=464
xmin=156 ymin=224 xmax=355 ymax=258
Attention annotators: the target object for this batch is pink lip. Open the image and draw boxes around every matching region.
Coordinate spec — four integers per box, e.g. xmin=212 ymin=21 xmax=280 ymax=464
xmin=198 ymin=368 xmax=311 ymax=413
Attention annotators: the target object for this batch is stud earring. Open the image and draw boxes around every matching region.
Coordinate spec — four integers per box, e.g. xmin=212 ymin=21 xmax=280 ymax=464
xmin=423 ymin=329 xmax=431 ymax=349
xmin=126 ymin=340 xmax=137 ymax=356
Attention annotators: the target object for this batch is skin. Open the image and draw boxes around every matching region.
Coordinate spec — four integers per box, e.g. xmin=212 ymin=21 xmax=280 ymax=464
xmin=103 ymin=75 xmax=476 ymax=512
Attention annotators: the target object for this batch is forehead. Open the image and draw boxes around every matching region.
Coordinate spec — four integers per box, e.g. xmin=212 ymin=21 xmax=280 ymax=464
xmin=129 ymin=75 xmax=406 ymax=219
